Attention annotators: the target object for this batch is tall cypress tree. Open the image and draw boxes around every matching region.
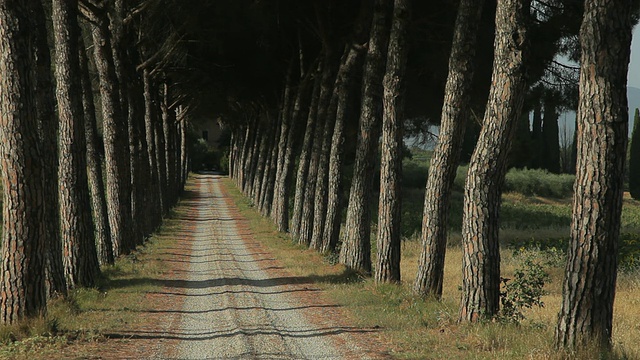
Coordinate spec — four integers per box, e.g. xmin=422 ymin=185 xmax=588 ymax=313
xmin=630 ymin=108 xmax=640 ymax=199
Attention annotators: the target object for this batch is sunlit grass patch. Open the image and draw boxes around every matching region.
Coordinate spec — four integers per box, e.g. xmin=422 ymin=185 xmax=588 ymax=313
xmin=225 ymin=177 xmax=640 ymax=359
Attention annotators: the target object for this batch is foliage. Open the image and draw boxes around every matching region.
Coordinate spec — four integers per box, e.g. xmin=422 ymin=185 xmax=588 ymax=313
xmin=619 ymin=233 xmax=640 ymax=272
xmin=504 ymin=168 xmax=574 ymax=198
xmin=629 ymin=108 xmax=640 ymax=199
xmin=499 ymin=250 xmax=550 ymax=323
xmin=189 ymin=138 xmax=220 ymax=172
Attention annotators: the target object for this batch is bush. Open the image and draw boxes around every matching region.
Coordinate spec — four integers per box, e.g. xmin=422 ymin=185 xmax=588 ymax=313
xmin=499 ymin=250 xmax=550 ymax=323
xmin=504 ymin=168 xmax=574 ymax=198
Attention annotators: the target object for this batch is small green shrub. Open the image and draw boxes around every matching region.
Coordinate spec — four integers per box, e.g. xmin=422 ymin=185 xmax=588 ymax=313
xmin=499 ymin=250 xmax=550 ymax=323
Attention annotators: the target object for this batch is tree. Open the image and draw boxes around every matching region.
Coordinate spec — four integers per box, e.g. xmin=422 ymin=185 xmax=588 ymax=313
xmin=340 ymin=0 xmax=393 ymax=274
xmin=52 ymin=0 xmax=100 ymax=288
xmin=0 ymin=0 xmax=48 ymax=324
xmin=413 ymin=0 xmax=485 ymax=298
xmin=459 ymin=0 xmax=530 ymax=322
xmin=375 ymin=0 xmax=410 ymax=284
xmin=629 ymin=108 xmax=640 ymax=199
xmin=555 ymin=0 xmax=633 ymax=349
xmin=321 ymin=1 xmax=372 ymax=254
xmin=32 ymin=0 xmax=67 ymax=297
xmin=79 ymin=32 xmax=115 ymax=266
xmin=291 ymin=63 xmax=322 ymax=242
xmin=84 ymin=4 xmax=133 ymax=257
xmin=542 ymin=93 xmax=561 ymax=173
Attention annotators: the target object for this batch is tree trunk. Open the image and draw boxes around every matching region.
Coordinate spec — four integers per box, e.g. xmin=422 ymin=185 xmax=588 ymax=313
xmin=143 ymin=69 xmax=163 ymax=228
xmin=630 ymin=108 xmax=640 ymax=199
xmin=33 ymin=0 xmax=67 ymax=297
xmin=321 ymin=3 xmax=372 ymax=254
xmin=555 ymin=0 xmax=632 ymax=349
xmin=310 ymin=64 xmax=342 ymax=251
xmin=291 ymin=64 xmax=322 ymax=240
xmin=108 ymin=0 xmax=136 ymax=252
xmin=155 ymin=97 xmax=169 ymax=214
xmin=459 ymin=0 xmax=529 ymax=322
xmin=272 ymin=68 xmax=311 ymax=232
xmin=161 ymin=82 xmax=177 ymax=207
xmin=413 ymin=0 xmax=484 ymax=298
xmin=253 ymin=117 xmax=271 ymax=206
xmin=375 ymin=0 xmax=410 ymax=284
xmin=89 ymin=14 xmax=132 ymax=258
xmin=300 ymin=58 xmax=336 ymax=247
xmin=270 ymin=61 xmax=294 ymax=219
xmin=340 ymin=0 xmax=393 ymax=274
xmin=542 ymin=97 xmax=560 ymax=174
xmin=52 ymin=0 xmax=100 ymax=289
xmin=179 ymin=110 xmax=189 ymax=187
xmin=0 ymin=0 xmax=48 ymax=323
xmin=79 ymin=33 xmax=114 ymax=266
xmin=129 ymin=68 xmax=151 ymax=240
xmin=259 ymin=119 xmax=279 ymax=216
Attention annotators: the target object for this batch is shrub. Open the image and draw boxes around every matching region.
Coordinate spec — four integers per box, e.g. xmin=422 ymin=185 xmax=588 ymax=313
xmin=504 ymin=168 xmax=574 ymax=198
xmin=499 ymin=250 xmax=550 ymax=323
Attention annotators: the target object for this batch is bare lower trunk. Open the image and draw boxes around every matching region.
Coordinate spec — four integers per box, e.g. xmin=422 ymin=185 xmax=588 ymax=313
xmin=89 ymin=15 xmax=132 ymax=258
xmin=459 ymin=0 xmax=529 ymax=322
xmin=414 ymin=0 xmax=484 ymax=298
xmin=53 ymin=0 xmax=100 ymax=289
xmin=555 ymin=0 xmax=632 ymax=349
xmin=321 ymin=46 xmax=369 ymax=254
xmin=79 ymin=34 xmax=114 ymax=266
xmin=0 ymin=0 xmax=48 ymax=323
xmin=300 ymin=58 xmax=336 ymax=247
xmin=33 ymin=0 xmax=66 ymax=296
xmin=143 ymin=69 xmax=162 ymax=229
xmin=292 ymin=64 xmax=323 ymax=241
xmin=272 ymin=71 xmax=311 ymax=232
xmin=340 ymin=0 xmax=393 ymax=274
xmin=375 ymin=0 xmax=410 ymax=284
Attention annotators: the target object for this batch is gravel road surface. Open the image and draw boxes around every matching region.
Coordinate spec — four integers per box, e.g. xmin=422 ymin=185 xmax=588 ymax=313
xmin=164 ymin=174 xmax=382 ymax=359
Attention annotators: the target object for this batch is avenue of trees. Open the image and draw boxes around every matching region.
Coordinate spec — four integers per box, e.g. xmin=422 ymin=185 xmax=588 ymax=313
xmin=1 ymin=0 xmax=638 ymax=353
xmin=1 ymin=0 xmax=189 ymax=323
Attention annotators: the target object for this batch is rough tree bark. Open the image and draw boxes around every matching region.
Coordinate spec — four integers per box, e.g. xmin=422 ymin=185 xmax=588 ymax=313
xmin=33 ymin=0 xmax=67 ymax=297
xmin=375 ymin=0 xmax=410 ymax=284
xmin=291 ymin=63 xmax=323 ymax=241
xmin=142 ymin=68 xmax=163 ymax=228
xmin=340 ymin=0 xmax=393 ymax=274
xmin=89 ymin=10 xmax=133 ymax=257
xmin=52 ymin=0 xmax=100 ymax=288
xmin=555 ymin=0 xmax=632 ymax=349
xmin=300 ymin=56 xmax=336 ymax=248
xmin=414 ymin=0 xmax=485 ymax=298
xmin=270 ymin=62 xmax=294 ymax=218
xmin=321 ymin=2 xmax=372 ymax=254
xmin=0 ymin=0 xmax=48 ymax=323
xmin=272 ymin=65 xmax=311 ymax=232
xmin=459 ymin=0 xmax=530 ymax=322
xmin=79 ymin=33 xmax=115 ymax=266
xmin=310 ymin=62 xmax=342 ymax=251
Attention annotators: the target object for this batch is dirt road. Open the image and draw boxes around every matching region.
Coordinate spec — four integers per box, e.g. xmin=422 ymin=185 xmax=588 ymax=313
xmin=159 ymin=174 xmax=385 ymax=359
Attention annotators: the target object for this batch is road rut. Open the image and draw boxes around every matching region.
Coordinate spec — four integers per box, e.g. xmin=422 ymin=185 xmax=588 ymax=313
xmin=163 ymin=174 xmax=384 ymax=359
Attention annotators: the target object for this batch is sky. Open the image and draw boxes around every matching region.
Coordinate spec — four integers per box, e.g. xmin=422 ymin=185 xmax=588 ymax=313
xmin=630 ymin=25 xmax=640 ymax=88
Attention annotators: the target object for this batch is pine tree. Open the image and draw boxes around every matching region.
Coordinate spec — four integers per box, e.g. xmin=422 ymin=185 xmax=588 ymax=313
xmin=629 ymin=108 xmax=640 ymax=199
